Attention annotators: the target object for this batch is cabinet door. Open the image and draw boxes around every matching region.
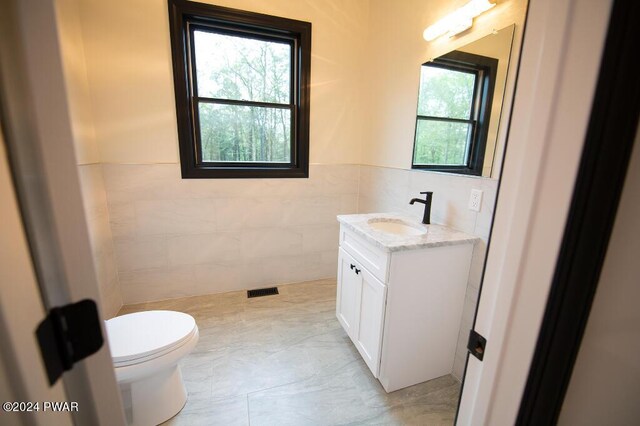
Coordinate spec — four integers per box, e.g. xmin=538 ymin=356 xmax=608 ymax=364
xmin=354 ymin=267 xmax=387 ymax=378
xmin=336 ymin=248 xmax=360 ymax=339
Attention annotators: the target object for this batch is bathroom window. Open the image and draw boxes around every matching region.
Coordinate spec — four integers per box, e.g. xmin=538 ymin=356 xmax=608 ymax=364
xmin=412 ymin=51 xmax=497 ymax=175
xmin=168 ymin=1 xmax=311 ymax=178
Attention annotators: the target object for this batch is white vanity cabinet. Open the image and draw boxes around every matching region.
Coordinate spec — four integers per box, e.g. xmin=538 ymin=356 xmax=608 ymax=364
xmin=337 ymin=247 xmax=387 ymax=376
xmin=336 ymin=215 xmax=476 ymax=393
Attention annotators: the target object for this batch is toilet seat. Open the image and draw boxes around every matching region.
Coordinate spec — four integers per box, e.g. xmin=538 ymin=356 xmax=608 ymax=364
xmin=106 ymin=310 xmax=197 ymax=367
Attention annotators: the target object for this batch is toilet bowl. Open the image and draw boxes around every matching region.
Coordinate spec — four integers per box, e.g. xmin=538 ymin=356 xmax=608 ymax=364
xmin=106 ymin=310 xmax=199 ymax=426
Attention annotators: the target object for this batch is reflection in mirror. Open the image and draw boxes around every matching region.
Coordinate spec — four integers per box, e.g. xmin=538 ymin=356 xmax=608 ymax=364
xmin=412 ymin=25 xmax=515 ymax=177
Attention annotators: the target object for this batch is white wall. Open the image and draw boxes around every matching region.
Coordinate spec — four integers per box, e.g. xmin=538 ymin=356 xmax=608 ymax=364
xmin=55 ymin=0 xmax=98 ymax=165
xmin=559 ymin=128 xmax=640 ymax=425
xmin=78 ymin=0 xmax=369 ymax=164
xmin=56 ymin=0 xmax=122 ymax=317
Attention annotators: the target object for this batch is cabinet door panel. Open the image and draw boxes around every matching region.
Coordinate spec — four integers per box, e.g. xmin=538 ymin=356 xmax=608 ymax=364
xmin=355 ymin=268 xmax=387 ymax=378
xmin=336 ymin=248 xmax=360 ymax=339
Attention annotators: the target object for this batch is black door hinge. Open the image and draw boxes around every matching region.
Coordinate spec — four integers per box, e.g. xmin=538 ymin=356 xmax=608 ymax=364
xmin=467 ymin=329 xmax=487 ymax=361
xmin=36 ymin=299 xmax=104 ymax=385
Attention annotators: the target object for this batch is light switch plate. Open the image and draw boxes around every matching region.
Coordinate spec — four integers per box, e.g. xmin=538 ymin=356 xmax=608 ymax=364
xmin=469 ymin=189 xmax=483 ymax=212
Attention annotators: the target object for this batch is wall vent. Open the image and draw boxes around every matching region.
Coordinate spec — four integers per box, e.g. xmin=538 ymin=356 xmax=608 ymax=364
xmin=247 ymin=287 xmax=279 ymax=298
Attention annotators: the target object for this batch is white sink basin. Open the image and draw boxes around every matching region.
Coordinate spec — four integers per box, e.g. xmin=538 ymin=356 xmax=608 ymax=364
xmin=367 ymin=219 xmax=427 ymax=236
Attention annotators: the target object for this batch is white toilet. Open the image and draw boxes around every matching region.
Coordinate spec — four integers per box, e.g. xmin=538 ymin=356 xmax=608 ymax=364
xmin=106 ymin=310 xmax=199 ymax=426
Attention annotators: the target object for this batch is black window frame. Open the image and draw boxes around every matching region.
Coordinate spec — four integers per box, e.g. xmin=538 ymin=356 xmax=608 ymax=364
xmin=167 ymin=0 xmax=311 ymax=179
xmin=412 ymin=51 xmax=498 ymax=176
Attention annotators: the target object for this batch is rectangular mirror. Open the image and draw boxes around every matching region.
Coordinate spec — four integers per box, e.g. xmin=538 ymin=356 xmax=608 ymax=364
xmin=412 ymin=24 xmax=515 ymax=177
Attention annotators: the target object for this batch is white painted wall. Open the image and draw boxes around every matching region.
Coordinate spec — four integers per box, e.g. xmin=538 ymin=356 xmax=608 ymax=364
xmin=55 ymin=0 xmax=99 ymax=165
xmin=559 ymin=127 xmax=640 ymax=426
xmin=56 ymin=0 xmax=122 ymax=318
xmin=78 ymin=0 xmax=369 ymax=164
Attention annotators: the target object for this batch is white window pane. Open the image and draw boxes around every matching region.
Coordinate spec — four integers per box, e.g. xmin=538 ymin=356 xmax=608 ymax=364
xmin=417 ymin=66 xmax=475 ymax=119
xmin=198 ymin=103 xmax=291 ymax=163
xmin=413 ymin=119 xmax=473 ymax=166
xmin=193 ymin=30 xmax=291 ymax=104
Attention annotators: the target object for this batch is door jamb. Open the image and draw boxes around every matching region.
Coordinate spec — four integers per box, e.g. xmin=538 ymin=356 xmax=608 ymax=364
xmin=516 ymin=0 xmax=640 ymax=422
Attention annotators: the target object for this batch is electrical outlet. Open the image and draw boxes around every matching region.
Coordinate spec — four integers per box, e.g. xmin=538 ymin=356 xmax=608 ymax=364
xmin=469 ymin=189 xmax=483 ymax=212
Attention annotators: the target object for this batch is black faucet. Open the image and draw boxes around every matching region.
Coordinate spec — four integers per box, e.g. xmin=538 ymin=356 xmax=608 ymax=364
xmin=409 ymin=192 xmax=433 ymax=224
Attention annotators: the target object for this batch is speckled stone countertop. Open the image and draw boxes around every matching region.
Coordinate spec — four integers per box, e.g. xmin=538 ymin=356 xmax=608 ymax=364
xmin=337 ymin=213 xmax=479 ymax=252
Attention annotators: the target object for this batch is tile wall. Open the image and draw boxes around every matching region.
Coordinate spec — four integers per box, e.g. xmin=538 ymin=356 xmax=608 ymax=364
xmin=91 ymin=161 xmax=495 ymax=378
xmin=358 ymin=165 xmax=498 ymax=380
xmin=78 ymin=164 xmax=122 ymax=318
xmin=101 ymin=163 xmax=360 ymax=304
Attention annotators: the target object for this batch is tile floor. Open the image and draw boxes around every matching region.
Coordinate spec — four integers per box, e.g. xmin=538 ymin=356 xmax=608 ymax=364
xmin=118 ymin=279 xmax=460 ymax=425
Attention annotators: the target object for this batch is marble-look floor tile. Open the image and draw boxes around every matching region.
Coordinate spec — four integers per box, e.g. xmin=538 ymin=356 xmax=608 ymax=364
xmin=361 ymin=375 xmax=460 ymax=425
xmin=247 ymin=360 xmax=373 ymax=426
xmin=120 ymin=279 xmax=460 ymax=425
xmin=162 ymin=395 xmax=248 ymax=426
xmin=247 ymin=360 xmax=459 ymax=426
xmin=179 ymin=351 xmax=214 ymax=399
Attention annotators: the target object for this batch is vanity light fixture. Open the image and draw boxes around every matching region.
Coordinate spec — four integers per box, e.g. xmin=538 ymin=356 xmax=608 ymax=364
xmin=423 ymin=0 xmax=497 ymax=41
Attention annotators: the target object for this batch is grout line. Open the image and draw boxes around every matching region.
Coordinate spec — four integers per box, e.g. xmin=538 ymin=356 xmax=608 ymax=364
xmin=356 ymin=164 xmax=362 ymax=213
xmin=235 ymin=332 xmax=363 ymax=402
xmin=245 ymin=377 xmax=311 ymax=398
xmin=259 ymin=328 xmax=337 ymax=357
xmin=244 ymin=357 xmax=362 ymax=400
